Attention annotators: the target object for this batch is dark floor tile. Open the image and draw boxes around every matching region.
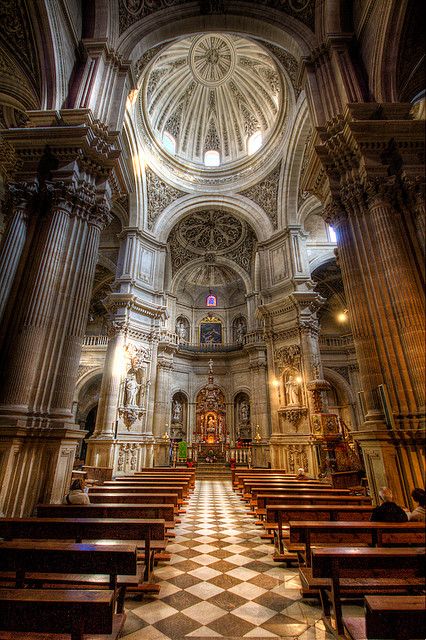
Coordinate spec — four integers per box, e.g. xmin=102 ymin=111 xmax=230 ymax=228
xmin=261 ymin=613 xmax=308 ymax=636
xmin=248 ymin=573 xmax=281 ymax=590
xmin=207 ymin=573 xmax=242 ymax=590
xmin=208 ymin=559 xmax=239 ymax=572
xmin=171 ymin=559 xmax=201 ymax=572
xmin=167 ymin=573 xmax=203 ymax=589
xmin=153 ymin=612 xmax=201 ymax=637
xmin=207 ymin=612 xmax=256 ymax=637
xmin=121 ymin=610 xmax=149 ymax=634
xmin=243 ymin=560 xmax=275 ymax=573
xmin=252 ymin=590 xmax=288 ymax=612
xmin=160 ymin=589 xmax=203 ymax=610
xmin=206 ymin=590 xmax=247 ymax=612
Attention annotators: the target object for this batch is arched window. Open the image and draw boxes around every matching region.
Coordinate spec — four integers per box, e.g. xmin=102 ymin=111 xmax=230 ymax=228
xmin=328 ymin=225 xmax=337 ymax=243
xmin=163 ymin=131 xmax=176 ymax=154
xmin=248 ymin=131 xmax=262 ymax=155
xmin=204 ymin=150 xmax=220 ymax=167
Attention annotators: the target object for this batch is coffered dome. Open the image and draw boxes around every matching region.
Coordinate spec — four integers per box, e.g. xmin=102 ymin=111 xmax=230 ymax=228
xmin=142 ymin=34 xmax=283 ymax=168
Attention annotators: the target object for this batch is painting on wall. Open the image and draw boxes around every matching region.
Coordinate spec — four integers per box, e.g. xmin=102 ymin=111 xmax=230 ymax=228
xmin=200 ymin=321 xmax=222 ymax=344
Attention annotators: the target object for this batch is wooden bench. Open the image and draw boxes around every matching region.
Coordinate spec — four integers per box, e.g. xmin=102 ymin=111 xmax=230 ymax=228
xmin=101 ymin=483 xmax=185 ymax=502
xmin=311 ymin=547 xmax=425 ymax=634
xmin=0 ymin=588 xmax=123 ymax=640
xmin=254 ymin=489 xmax=352 ymax=519
xmin=0 ymin=541 xmax=136 ymax=613
xmin=343 ymin=595 xmax=426 ymax=640
xmin=0 ymin=517 xmax=165 ymax=585
xmin=82 ymin=466 xmax=113 ymax=484
xmin=265 ymin=504 xmax=373 ymax=554
xmin=290 ymin=520 xmax=426 ymax=566
xmin=88 ymin=492 xmax=180 ymax=515
xmin=89 ymin=488 xmax=180 ymax=506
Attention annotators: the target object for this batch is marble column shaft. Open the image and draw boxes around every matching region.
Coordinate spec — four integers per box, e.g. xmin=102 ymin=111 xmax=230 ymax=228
xmin=94 ymin=324 xmax=127 ymax=436
xmin=0 ymin=183 xmax=35 ymax=323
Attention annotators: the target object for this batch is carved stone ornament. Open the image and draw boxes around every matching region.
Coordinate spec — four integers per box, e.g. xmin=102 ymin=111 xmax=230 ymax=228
xmin=145 ymin=166 xmax=186 ymax=229
xmin=117 ymin=442 xmax=141 ymax=471
xmin=281 ymin=407 xmax=308 ymax=431
xmin=118 ymin=406 xmax=145 ymax=430
xmin=311 ymin=413 xmax=340 ymax=439
xmin=274 ymin=344 xmax=301 ymax=370
xmin=288 ymin=444 xmax=309 ymax=474
xmin=125 ymin=343 xmax=150 ymax=370
xmin=241 ymin=163 xmax=281 ymax=229
xmin=307 ymin=379 xmax=330 ymax=413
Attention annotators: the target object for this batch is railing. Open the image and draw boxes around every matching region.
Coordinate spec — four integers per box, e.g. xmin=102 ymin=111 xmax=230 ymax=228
xmin=83 ymin=335 xmax=109 ymax=347
xmin=179 ymin=342 xmax=244 ymax=353
xmin=319 ymin=334 xmax=353 ymax=348
xmin=228 ymin=446 xmax=252 ymax=466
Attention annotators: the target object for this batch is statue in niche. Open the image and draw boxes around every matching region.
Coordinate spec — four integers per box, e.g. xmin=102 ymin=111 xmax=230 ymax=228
xmin=233 ymin=317 xmax=246 ymax=343
xmin=172 ymin=399 xmax=183 ymax=423
xmin=207 ymin=415 xmax=216 ymax=432
xmin=125 ymin=373 xmax=141 ymax=406
xmin=285 ymin=373 xmax=301 ymax=406
xmin=176 ymin=318 xmax=188 ymax=341
xmin=239 ymin=399 xmax=250 ymax=423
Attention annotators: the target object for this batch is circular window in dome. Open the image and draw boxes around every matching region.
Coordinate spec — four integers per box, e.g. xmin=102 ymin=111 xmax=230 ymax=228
xmin=142 ymin=34 xmax=283 ymax=168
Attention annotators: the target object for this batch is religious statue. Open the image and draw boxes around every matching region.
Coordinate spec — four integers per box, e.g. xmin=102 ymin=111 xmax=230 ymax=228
xmin=208 ymin=358 xmax=214 ymax=374
xmin=172 ymin=399 xmax=183 ymax=423
xmin=176 ymin=319 xmax=188 ymax=341
xmin=239 ymin=399 xmax=249 ymax=422
xmin=285 ymin=374 xmax=301 ymax=406
xmin=207 ymin=415 xmax=216 ymax=432
xmin=125 ymin=373 xmax=141 ymax=406
xmin=234 ymin=318 xmax=246 ymax=343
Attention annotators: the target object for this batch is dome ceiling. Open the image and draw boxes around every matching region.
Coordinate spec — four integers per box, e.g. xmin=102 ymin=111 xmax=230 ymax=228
xmin=143 ymin=34 xmax=283 ymax=167
xmin=168 ymin=209 xmax=257 ymax=280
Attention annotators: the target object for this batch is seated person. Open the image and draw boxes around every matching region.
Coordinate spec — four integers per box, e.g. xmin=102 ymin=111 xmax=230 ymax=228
xmin=406 ymin=487 xmax=426 ymax=521
xmin=370 ymin=486 xmax=407 ymax=522
xmin=63 ymin=478 xmax=90 ymax=505
xmin=295 ymin=467 xmax=312 ymax=480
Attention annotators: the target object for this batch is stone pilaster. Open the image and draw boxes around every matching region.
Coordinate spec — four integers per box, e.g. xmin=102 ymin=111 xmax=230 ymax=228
xmin=0 ymin=182 xmax=36 ymax=323
xmin=316 ymin=104 xmax=425 ymax=503
xmin=0 ymin=110 xmax=123 ymax=515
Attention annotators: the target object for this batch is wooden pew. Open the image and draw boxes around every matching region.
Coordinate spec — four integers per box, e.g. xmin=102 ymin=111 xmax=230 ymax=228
xmin=254 ymin=489 xmax=352 ymax=518
xmin=265 ymin=504 xmax=373 ymax=554
xmin=0 ymin=540 xmax=136 ymax=613
xmin=0 ymin=588 xmax=122 ymax=640
xmin=0 ymin=517 xmax=166 ymax=585
xmin=132 ymin=470 xmax=195 ymax=488
xmin=344 ymin=595 xmax=426 ymax=640
xmin=311 ymin=547 xmax=425 ymax=634
xmin=88 ymin=492 xmax=179 ymax=510
xmin=89 ymin=487 xmax=179 ymax=506
xmin=101 ymin=483 xmax=185 ymax=502
xmin=254 ymin=493 xmax=371 ymax=530
xmin=241 ymin=480 xmax=328 ymax=499
xmin=290 ymin=520 xmax=426 ymax=566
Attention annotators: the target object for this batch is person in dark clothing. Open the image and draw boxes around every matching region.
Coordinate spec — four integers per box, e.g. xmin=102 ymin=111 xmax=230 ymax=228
xmin=370 ymin=487 xmax=408 ymax=522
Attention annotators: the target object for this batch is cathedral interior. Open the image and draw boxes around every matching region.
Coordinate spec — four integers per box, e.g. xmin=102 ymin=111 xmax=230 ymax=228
xmin=0 ymin=0 xmax=424 ymax=522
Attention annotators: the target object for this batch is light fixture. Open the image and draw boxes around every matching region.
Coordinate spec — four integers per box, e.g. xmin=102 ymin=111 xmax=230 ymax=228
xmin=272 ymin=379 xmax=280 ymax=388
xmin=337 ymin=309 xmax=349 ymax=323
xmin=295 ymin=375 xmax=303 ymax=384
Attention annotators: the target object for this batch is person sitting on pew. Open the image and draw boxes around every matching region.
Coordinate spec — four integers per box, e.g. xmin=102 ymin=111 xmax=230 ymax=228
xmin=63 ymin=478 xmax=90 ymax=505
xmin=295 ymin=467 xmax=312 ymax=480
xmin=370 ymin=487 xmax=407 ymax=522
xmin=405 ymin=487 xmax=426 ymax=521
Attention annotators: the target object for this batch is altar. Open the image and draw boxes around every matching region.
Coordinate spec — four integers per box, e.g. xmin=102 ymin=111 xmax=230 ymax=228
xmin=193 ymin=359 xmax=228 ymax=449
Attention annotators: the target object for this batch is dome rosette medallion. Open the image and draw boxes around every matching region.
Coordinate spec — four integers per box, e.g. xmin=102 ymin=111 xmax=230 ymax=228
xmin=138 ymin=33 xmax=286 ymax=182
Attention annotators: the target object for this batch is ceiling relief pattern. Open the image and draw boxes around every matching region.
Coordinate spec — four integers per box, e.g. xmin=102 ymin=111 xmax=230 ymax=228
xmin=119 ymin=1 xmax=314 ymax=35
xmin=240 ymin=163 xmax=281 ymax=229
xmin=145 ymin=166 xmax=186 ymax=229
xmin=262 ymin=43 xmax=300 ymax=97
xmin=0 ymin=0 xmax=40 ymax=98
xmin=143 ymin=35 xmax=282 ymax=166
xmin=168 ymin=210 xmax=257 ymax=278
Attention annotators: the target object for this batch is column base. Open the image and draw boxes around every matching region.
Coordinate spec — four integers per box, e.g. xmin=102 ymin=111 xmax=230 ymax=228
xmin=269 ymin=434 xmax=318 ymax=475
xmin=0 ymin=425 xmax=86 ymax=516
xmin=353 ymin=427 xmax=426 ymax=506
xmin=86 ymin=434 xmax=157 ymax=474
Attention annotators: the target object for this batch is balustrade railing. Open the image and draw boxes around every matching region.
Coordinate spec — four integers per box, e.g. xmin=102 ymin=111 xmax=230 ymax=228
xmin=83 ymin=334 xmax=109 ymax=347
xmin=319 ymin=334 xmax=353 ymax=348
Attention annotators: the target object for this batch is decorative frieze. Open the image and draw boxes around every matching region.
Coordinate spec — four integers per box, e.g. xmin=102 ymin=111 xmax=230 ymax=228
xmin=241 ymin=163 xmax=281 ymax=229
xmin=145 ymin=166 xmax=186 ymax=229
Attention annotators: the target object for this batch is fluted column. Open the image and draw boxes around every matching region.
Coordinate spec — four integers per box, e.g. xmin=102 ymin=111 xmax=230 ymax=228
xmin=93 ymin=321 xmax=127 ymax=438
xmin=0 ymin=182 xmax=36 ymax=323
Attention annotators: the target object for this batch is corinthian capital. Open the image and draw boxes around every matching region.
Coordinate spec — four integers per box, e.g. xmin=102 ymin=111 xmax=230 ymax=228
xmin=90 ymin=202 xmax=113 ymax=230
xmin=8 ymin=181 xmax=38 ymax=209
xmin=322 ymin=199 xmax=347 ymax=228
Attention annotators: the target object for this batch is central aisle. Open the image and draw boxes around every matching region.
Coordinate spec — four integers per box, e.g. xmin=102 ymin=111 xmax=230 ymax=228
xmin=122 ymin=480 xmax=332 ymax=639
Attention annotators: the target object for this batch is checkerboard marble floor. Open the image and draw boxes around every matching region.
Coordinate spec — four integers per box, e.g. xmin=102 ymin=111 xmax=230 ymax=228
xmin=121 ymin=480 xmax=334 ymax=639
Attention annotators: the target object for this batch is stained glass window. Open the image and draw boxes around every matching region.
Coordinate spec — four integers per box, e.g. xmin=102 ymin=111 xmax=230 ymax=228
xmin=206 ymin=293 xmax=217 ymax=307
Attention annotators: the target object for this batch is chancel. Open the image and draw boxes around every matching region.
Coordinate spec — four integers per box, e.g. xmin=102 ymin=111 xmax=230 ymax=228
xmin=0 ymin=1 xmax=424 ymax=639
